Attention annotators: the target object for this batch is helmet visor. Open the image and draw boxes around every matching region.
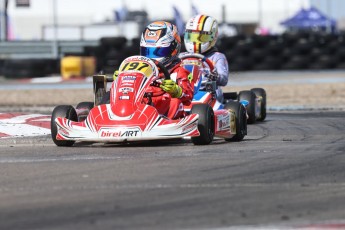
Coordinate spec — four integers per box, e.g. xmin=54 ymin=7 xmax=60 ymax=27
xmin=140 ymin=46 xmax=172 ymax=59
xmin=184 ymin=30 xmax=213 ymax=43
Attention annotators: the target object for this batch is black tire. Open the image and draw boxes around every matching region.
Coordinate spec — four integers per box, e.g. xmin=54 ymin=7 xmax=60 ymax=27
xmin=251 ymin=48 xmax=267 ymax=62
xmin=94 ymin=78 xmax=107 ymax=106
xmin=76 ymin=101 xmax=94 ymax=109
xmin=100 ymin=36 xmax=128 ymax=50
xmin=76 ymin=101 xmax=94 ymax=121
xmin=251 ymin=88 xmax=267 ymax=121
xmin=191 ymin=104 xmax=215 ymax=145
xmin=238 ymin=90 xmax=256 ymax=124
xmin=261 ymin=56 xmax=282 ymax=70
xmin=3 ymin=59 xmax=50 ymax=79
xmin=224 ymin=101 xmax=247 ymax=142
xmin=0 ymin=59 xmax=4 ymax=76
xmin=336 ymin=47 xmax=345 ymax=61
xmin=51 ymin=105 xmax=78 ymax=147
xmin=229 ymin=56 xmax=254 ymax=71
xmin=293 ymin=39 xmax=313 ymax=55
xmin=281 ymin=55 xmax=310 ymax=70
xmin=266 ymin=40 xmax=284 ymax=56
xmin=223 ymin=92 xmax=238 ymax=101
xmin=250 ymin=34 xmax=270 ymax=48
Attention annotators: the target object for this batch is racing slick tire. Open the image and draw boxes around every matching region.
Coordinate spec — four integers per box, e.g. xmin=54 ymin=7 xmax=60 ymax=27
xmin=238 ymin=90 xmax=256 ymax=124
xmin=224 ymin=101 xmax=247 ymax=142
xmin=51 ymin=105 xmax=78 ymax=147
xmin=191 ymin=104 xmax=215 ymax=145
xmin=76 ymin=101 xmax=94 ymax=122
xmin=251 ymin=88 xmax=267 ymax=121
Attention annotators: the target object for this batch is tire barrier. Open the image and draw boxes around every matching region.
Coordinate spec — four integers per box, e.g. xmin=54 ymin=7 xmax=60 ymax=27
xmin=99 ymin=36 xmax=130 ymax=74
xmin=100 ymin=36 xmax=128 ymax=50
xmin=2 ymin=58 xmax=58 ymax=79
xmin=222 ymin=31 xmax=345 ymax=71
xmin=0 ymin=59 xmax=4 ymax=76
xmin=2 ymin=32 xmax=345 ymax=79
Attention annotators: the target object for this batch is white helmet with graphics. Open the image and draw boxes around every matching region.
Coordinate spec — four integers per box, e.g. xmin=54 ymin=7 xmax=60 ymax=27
xmin=184 ymin=14 xmax=218 ymax=54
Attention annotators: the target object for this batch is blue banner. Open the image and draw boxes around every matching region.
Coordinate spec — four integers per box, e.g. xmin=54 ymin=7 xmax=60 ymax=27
xmin=173 ymin=6 xmax=185 ymax=36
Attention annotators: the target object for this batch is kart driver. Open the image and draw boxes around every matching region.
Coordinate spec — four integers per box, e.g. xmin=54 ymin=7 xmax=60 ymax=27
xmin=139 ymin=21 xmax=194 ymax=119
xmin=183 ymin=14 xmax=229 ymax=102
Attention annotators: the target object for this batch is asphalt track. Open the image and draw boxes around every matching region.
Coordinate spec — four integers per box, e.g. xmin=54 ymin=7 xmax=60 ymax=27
xmin=0 ymin=110 xmax=345 ymax=229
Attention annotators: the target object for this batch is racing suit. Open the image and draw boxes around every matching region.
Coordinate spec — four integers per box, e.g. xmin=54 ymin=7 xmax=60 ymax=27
xmin=146 ymin=58 xmax=193 ymax=119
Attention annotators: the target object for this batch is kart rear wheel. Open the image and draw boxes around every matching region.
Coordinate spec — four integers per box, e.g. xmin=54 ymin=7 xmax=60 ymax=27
xmin=251 ymin=88 xmax=267 ymax=121
xmin=76 ymin=101 xmax=94 ymax=121
xmin=238 ymin=90 xmax=256 ymax=124
xmin=224 ymin=101 xmax=247 ymax=142
xmin=51 ymin=105 xmax=78 ymax=147
xmin=191 ymin=104 xmax=215 ymax=145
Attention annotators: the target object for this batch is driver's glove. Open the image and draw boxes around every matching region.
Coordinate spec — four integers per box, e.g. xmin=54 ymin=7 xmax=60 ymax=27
xmin=160 ymin=79 xmax=182 ymax=98
xmin=209 ymin=68 xmax=218 ymax=81
xmin=113 ymin=70 xmax=119 ymax=80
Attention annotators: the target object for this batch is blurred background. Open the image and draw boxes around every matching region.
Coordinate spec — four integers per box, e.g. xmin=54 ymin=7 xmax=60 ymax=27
xmin=1 ymin=0 xmax=345 ymax=79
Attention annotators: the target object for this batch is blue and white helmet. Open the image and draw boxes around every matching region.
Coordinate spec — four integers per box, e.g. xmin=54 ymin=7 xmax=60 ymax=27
xmin=140 ymin=21 xmax=181 ymax=66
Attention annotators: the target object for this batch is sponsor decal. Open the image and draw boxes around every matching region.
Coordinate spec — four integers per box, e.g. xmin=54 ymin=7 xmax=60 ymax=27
xmin=148 ymin=24 xmax=165 ymax=29
xmin=99 ymin=128 xmax=141 ymax=138
xmin=147 ymin=31 xmax=157 ymax=37
xmin=218 ymin=114 xmax=231 ymax=131
xmin=119 ymin=95 xmax=130 ymax=100
xmin=123 ymin=76 xmax=137 ymax=80
xmin=182 ymin=60 xmax=201 ymax=66
xmin=119 ymin=87 xmax=134 ymax=94
xmin=255 ymin=97 xmax=262 ymax=118
xmin=137 ymin=56 xmax=151 ymax=62
xmin=121 ymin=83 xmax=134 ymax=86
xmin=122 ymin=80 xmax=135 ymax=83
xmin=170 ymin=72 xmax=177 ymax=82
xmin=229 ymin=111 xmax=236 ymax=133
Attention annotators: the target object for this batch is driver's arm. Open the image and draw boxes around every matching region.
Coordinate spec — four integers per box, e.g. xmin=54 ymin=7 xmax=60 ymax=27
xmin=212 ymin=53 xmax=229 ymax=87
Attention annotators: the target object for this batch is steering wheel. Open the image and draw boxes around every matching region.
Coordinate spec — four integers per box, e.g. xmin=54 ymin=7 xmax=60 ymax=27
xmin=178 ymin=53 xmax=215 ymax=72
xmin=152 ymin=59 xmax=171 ymax=80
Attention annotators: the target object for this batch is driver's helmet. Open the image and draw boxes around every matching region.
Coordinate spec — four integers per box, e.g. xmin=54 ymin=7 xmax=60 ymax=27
xmin=140 ymin=21 xmax=181 ymax=67
xmin=184 ymin=14 xmax=218 ymax=54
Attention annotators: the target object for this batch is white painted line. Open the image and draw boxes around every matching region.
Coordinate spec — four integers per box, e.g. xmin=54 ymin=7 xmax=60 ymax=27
xmin=30 ymin=76 xmax=63 ymax=83
xmin=0 ymin=152 xmax=203 ymax=163
xmin=0 ymin=155 xmax=125 ymax=163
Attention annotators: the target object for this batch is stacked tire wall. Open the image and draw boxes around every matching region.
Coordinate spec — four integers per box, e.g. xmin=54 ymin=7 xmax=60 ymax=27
xmin=218 ymin=31 xmax=345 ymax=71
xmin=2 ymin=31 xmax=345 ymax=79
xmin=93 ymin=36 xmax=139 ymax=74
xmin=96 ymin=32 xmax=345 ymax=73
xmin=1 ymin=58 xmax=59 ymax=79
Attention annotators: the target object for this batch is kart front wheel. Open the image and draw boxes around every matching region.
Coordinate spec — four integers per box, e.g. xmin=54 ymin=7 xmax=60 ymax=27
xmin=76 ymin=101 xmax=94 ymax=121
xmin=191 ymin=104 xmax=215 ymax=145
xmin=251 ymin=88 xmax=267 ymax=121
xmin=224 ymin=101 xmax=247 ymax=142
xmin=51 ymin=105 xmax=78 ymax=147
